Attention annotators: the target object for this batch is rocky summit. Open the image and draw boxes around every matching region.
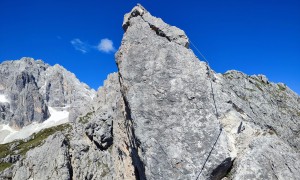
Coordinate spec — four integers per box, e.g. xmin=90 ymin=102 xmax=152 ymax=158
xmin=0 ymin=4 xmax=299 ymax=180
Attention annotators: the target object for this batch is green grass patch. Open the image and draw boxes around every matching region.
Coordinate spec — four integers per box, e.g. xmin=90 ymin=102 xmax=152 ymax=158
xmin=0 ymin=123 xmax=72 ymax=160
xmin=17 ymin=123 xmax=72 ymax=155
xmin=79 ymin=111 xmax=95 ymax=124
xmin=0 ymin=143 xmax=11 ymax=159
xmin=0 ymin=162 xmax=13 ymax=172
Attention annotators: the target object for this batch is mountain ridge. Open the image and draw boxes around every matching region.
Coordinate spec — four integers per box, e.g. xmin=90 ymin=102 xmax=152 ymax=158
xmin=0 ymin=57 xmax=95 ymax=143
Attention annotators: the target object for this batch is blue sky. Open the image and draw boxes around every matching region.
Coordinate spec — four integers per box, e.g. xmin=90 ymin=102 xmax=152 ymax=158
xmin=0 ymin=0 xmax=299 ymax=94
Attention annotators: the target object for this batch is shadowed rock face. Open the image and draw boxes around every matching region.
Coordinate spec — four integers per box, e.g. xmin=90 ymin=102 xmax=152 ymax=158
xmin=0 ymin=4 xmax=300 ymax=180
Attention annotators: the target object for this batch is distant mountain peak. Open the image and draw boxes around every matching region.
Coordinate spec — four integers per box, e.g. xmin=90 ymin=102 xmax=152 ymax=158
xmin=0 ymin=57 xmax=95 ymax=131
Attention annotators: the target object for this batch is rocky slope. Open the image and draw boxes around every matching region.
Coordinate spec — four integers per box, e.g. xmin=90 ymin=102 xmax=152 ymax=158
xmin=0 ymin=4 xmax=299 ymax=180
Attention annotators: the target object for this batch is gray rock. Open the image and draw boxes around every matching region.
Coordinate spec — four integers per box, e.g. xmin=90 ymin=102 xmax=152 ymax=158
xmin=0 ymin=155 xmax=21 ymax=164
xmin=117 ymin=4 xmax=231 ymax=179
xmin=68 ymin=73 xmax=122 ymax=180
xmin=10 ymin=71 xmax=50 ymax=128
xmin=232 ymin=136 xmax=300 ymax=180
xmin=85 ymin=117 xmax=113 ymax=150
xmin=38 ymin=64 xmax=95 ymax=107
xmin=123 ymin=4 xmax=189 ymax=48
xmin=0 ymin=102 xmax=11 ymax=123
xmin=0 ymin=57 xmax=95 ymax=128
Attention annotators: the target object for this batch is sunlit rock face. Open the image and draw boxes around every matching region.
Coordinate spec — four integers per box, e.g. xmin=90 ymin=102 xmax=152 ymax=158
xmin=0 ymin=57 xmax=95 ymax=129
xmin=0 ymin=4 xmax=299 ymax=180
xmin=0 ymin=58 xmax=95 ymax=144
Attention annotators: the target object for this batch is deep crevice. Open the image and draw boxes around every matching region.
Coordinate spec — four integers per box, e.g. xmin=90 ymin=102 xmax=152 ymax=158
xmin=123 ymin=8 xmax=172 ymax=45
xmin=209 ymin=157 xmax=234 ymax=180
xmin=237 ymin=121 xmax=244 ymax=134
xmin=148 ymin=24 xmax=171 ymax=42
xmin=85 ymin=133 xmax=112 ymax=151
xmin=66 ymin=140 xmax=74 ymax=180
xmin=140 ymin=16 xmax=189 ymax=48
xmin=122 ymin=90 xmax=146 ymax=180
xmin=117 ymin=71 xmax=146 ymax=180
xmin=226 ymin=100 xmax=245 ymax=114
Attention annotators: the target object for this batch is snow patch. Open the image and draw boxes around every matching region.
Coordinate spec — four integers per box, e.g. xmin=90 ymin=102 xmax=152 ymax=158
xmin=0 ymin=106 xmax=69 ymax=144
xmin=0 ymin=94 xmax=9 ymax=103
xmin=0 ymin=124 xmax=17 ymax=133
xmin=44 ymin=107 xmax=69 ymax=125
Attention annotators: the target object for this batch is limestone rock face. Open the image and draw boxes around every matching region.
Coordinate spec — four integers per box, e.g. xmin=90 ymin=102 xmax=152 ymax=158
xmin=0 ymin=58 xmax=50 ymax=128
xmin=117 ymin=4 xmax=230 ymax=179
xmin=38 ymin=64 xmax=95 ymax=107
xmin=0 ymin=4 xmax=300 ymax=180
xmin=0 ymin=57 xmax=95 ymax=128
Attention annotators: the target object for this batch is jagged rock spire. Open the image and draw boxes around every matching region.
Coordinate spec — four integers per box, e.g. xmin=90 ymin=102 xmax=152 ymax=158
xmin=122 ymin=4 xmax=190 ymax=48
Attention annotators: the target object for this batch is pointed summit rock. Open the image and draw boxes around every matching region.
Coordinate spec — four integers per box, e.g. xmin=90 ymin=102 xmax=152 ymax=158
xmin=116 ymin=4 xmax=230 ymax=179
xmin=122 ymin=4 xmax=189 ymax=48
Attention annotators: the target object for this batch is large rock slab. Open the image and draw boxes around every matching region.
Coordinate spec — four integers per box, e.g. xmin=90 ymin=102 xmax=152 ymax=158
xmin=117 ymin=4 xmax=232 ymax=179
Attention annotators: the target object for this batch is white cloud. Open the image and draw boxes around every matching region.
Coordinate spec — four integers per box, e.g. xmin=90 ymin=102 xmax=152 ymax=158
xmin=97 ymin=38 xmax=116 ymax=53
xmin=70 ymin=38 xmax=89 ymax=53
xmin=70 ymin=38 xmax=115 ymax=54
